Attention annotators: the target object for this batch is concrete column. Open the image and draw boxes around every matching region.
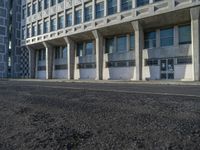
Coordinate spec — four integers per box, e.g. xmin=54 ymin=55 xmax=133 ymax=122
xmin=72 ymin=6 xmax=75 ymax=26
xmin=190 ymin=7 xmax=200 ymax=81
xmin=131 ymin=21 xmax=144 ymax=80
xmin=149 ymin=0 xmax=154 ymax=4
xmin=117 ymin=0 xmax=121 ymax=13
xmin=43 ymin=42 xmax=53 ymax=79
xmin=104 ymin=0 xmax=107 ymax=16
xmin=64 ymin=37 xmax=75 ymax=80
xmin=132 ymin=0 xmax=136 ymax=8
xmin=92 ymin=0 xmax=96 ymax=20
xmin=82 ymin=2 xmax=85 ymax=23
xmin=27 ymin=46 xmax=36 ymax=79
xmin=92 ymin=30 xmax=104 ymax=80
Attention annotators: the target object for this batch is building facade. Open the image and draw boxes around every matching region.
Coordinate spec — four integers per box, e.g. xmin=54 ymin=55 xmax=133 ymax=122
xmin=21 ymin=0 xmax=200 ymax=81
xmin=0 ymin=0 xmax=22 ymax=78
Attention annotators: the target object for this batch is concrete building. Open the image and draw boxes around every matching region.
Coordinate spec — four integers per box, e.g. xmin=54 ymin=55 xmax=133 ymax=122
xmin=21 ymin=0 xmax=200 ymax=81
xmin=0 ymin=0 xmax=22 ymax=78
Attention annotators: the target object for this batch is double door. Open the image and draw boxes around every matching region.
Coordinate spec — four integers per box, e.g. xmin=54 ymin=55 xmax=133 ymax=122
xmin=160 ymin=59 xmax=174 ymax=80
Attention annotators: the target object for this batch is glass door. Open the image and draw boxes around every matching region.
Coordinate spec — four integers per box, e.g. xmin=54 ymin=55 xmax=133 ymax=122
xmin=160 ymin=59 xmax=174 ymax=80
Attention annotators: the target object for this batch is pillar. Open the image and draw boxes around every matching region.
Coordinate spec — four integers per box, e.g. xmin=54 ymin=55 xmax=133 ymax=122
xmin=27 ymin=46 xmax=36 ymax=79
xmin=64 ymin=37 xmax=75 ymax=80
xmin=132 ymin=0 xmax=136 ymax=8
xmin=92 ymin=30 xmax=104 ymax=80
xmin=43 ymin=42 xmax=53 ymax=79
xmin=117 ymin=0 xmax=121 ymax=13
xmin=190 ymin=7 xmax=200 ymax=81
xmin=131 ymin=21 xmax=144 ymax=80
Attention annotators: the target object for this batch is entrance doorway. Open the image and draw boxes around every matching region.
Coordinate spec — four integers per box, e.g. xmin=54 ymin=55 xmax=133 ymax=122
xmin=160 ymin=59 xmax=174 ymax=80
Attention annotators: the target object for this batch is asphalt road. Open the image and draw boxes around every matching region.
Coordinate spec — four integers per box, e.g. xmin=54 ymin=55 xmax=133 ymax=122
xmin=0 ymin=80 xmax=200 ymax=150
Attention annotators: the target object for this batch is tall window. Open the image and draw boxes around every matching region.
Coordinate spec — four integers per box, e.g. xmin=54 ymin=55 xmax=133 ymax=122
xmin=179 ymin=25 xmax=191 ymax=45
xmin=66 ymin=13 xmax=72 ymax=27
xmin=105 ymin=38 xmax=114 ymax=53
xmin=44 ymin=0 xmax=49 ymax=9
xmin=22 ymin=27 xmax=25 ymax=39
xmin=144 ymin=31 xmax=156 ymax=48
xmin=51 ymin=0 xmax=56 ymax=6
xmin=85 ymin=41 xmax=94 ymax=55
xmin=117 ymin=35 xmax=127 ymax=52
xmin=58 ymin=15 xmax=64 ymax=29
xmin=32 ymin=24 xmax=37 ymax=36
xmin=38 ymin=0 xmax=42 ymax=12
xmin=121 ymin=0 xmax=132 ymax=11
xmin=137 ymin=0 xmax=149 ymax=7
xmin=38 ymin=23 xmax=43 ymax=35
xmin=43 ymin=20 xmax=49 ymax=33
xmin=77 ymin=43 xmax=83 ymax=57
xmin=75 ymin=9 xmax=82 ymax=25
xmin=50 ymin=17 xmax=56 ymax=31
xmin=38 ymin=49 xmax=46 ymax=61
xmin=27 ymin=5 xmax=31 ymax=17
xmin=85 ymin=6 xmax=92 ymax=22
xmin=130 ymin=33 xmax=135 ymax=50
xmin=32 ymin=2 xmax=37 ymax=14
xmin=108 ymin=0 xmax=117 ymax=15
xmin=96 ymin=2 xmax=104 ymax=19
xmin=22 ymin=6 xmax=26 ymax=19
xmin=27 ymin=26 xmax=31 ymax=38
xmin=160 ymin=28 xmax=174 ymax=47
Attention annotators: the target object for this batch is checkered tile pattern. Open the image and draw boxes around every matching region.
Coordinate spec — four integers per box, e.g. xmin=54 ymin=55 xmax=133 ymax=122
xmin=20 ymin=47 xmax=29 ymax=78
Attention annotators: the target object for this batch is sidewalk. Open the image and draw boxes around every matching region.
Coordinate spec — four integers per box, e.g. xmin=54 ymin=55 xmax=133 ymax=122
xmin=6 ymin=78 xmax=200 ymax=86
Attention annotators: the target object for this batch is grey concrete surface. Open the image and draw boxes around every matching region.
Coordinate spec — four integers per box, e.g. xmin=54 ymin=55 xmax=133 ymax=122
xmin=0 ymin=80 xmax=200 ymax=150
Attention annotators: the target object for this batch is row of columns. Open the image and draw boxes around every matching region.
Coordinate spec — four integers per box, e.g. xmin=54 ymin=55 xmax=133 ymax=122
xmin=27 ymin=22 xmax=145 ymax=81
xmin=27 ymin=6 xmax=200 ymax=81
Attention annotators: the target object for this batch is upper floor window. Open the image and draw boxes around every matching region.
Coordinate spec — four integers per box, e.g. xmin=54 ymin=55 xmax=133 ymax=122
xmin=117 ymin=35 xmax=127 ymax=52
xmin=27 ymin=26 xmax=31 ymax=38
xmin=43 ymin=20 xmax=49 ymax=33
xmin=50 ymin=17 xmax=56 ymax=31
xmin=38 ymin=0 xmax=43 ymax=12
xmin=38 ymin=23 xmax=43 ymax=35
xmin=137 ymin=0 xmax=149 ymax=7
xmin=160 ymin=28 xmax=174 ymax=47
xmin=32 ymin=24 xmax=37 ymax=36
xmin=96 ymin=2 xmax=104 ymax=19
xmin=121 ymin=0 xmax=132 ymax=11
xmin=58 ymin=15 xmax=64 ymax=29
xmin=144 ymin=31 xmax=156 ymax=48
xmin=105 ymin=37 xmax=114 ymax=53
xmin=85 ymin=41 xmax=94 ymax=55
xmin=58 ymin=0 xmax=64 ymax=3
xmin=75 ymin=9 xmax=82 ymax=25
xmin=32 ymin=2 xmax=37 ymax=14
xmin=44 ymin=0 xmax=49 ymax=9
xmin=108 ymin=0 xmax=117 ymax=15
xmin=179 ymin=25 xmax=191 ymax=45
xmin=51 ymin=0 xmax=56 ymax=6
xmin=66 ymin=13 xmax=72 ymax=27
xmin=22 ymin=27 xmax=26 ymax=39
xmin=27 ymin=5 xmax=31 ymax=17
xmin=22 ymin=6 xmax=26 ymax=19
xmin=85 ymin=5 xmax=92 ymax=22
